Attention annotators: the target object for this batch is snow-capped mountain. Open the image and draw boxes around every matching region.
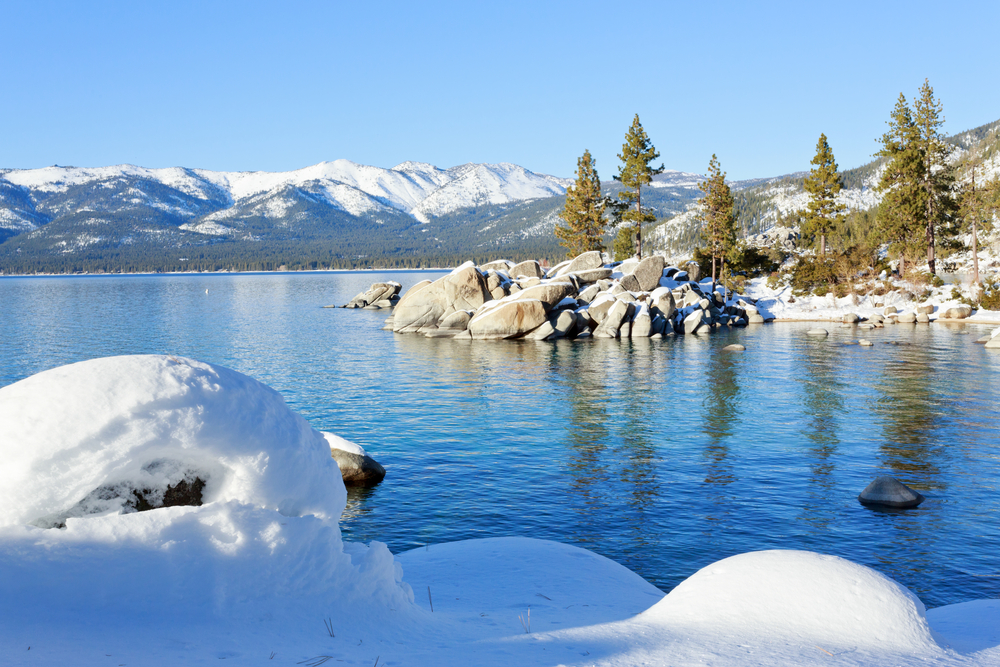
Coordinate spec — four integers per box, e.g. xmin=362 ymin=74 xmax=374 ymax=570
xmin=0 ymin=160 xmax=570 ymax=234
xmin=0 ymin=159 xmax=575 ymax=271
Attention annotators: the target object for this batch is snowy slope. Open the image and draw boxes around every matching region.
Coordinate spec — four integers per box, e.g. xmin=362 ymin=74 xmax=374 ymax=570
xmin=1 ymin=159 xmax=569 ymax=225
xmin=411 ymin=162 xmax=571 ymax=222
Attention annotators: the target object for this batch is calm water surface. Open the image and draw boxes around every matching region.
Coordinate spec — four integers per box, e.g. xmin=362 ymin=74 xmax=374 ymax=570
xmin=2 ymin=271 xmax=999 ymax=608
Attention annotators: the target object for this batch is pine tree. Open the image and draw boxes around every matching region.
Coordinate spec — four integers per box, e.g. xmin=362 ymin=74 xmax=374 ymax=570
xmin=875 ymin=93 xmax=926 ymax=278
xmin=556 ymin=150 xmax=607 ymax=257
xmin=698 ymin=154 xmax=736 ymax=289
xmin=612 ymin=226 xmax=636 ymax=261
xmin=614 ymin=114 xmax=663 ymax=259
xmin=801 ymin=134 xmax=846 ymax=257
xmin=960 ymin=164 xmax=1000 ymax=291
xmin=913 ymin=79 xmax=958 ymax=275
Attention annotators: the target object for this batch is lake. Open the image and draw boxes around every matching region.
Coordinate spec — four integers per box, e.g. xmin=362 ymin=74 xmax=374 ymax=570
xmin=2 ymin=270 xmax=999 ymax=608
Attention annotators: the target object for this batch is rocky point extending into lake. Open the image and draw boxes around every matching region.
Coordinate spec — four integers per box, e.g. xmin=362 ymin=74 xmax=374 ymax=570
xmin=342 ymin=251 xmax=1000 ymax=344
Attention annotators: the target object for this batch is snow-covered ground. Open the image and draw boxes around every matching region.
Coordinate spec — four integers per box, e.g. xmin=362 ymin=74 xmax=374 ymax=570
xmin=1 ymin=355 xmax=999 ymax=666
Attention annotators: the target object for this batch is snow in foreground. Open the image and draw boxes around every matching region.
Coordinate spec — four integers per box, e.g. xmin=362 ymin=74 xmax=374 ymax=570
xmin=1 ymin=355 xmax=997 ymax=666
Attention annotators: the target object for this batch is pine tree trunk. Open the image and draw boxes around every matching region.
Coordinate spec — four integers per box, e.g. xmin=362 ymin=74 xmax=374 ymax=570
xmin=820 ymin=234 xmax=826 ymax=257
xmin=973 ymin=219 xmax=980 ymax=290
xmin=636 ymin=187 xmax=642 ymax=259
xmin=712 ymin=254 xmax=717 ymax=287
xmin=927 ymin=221 xmax=936 ymax=275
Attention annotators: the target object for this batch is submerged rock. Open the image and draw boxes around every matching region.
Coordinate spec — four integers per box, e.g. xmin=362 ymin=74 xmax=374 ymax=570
xmin=807 ymin=328 xmax=829 ymax=336
xmin=858 ymin=476 xmax=924 ymax=508
xmin=722 ymin=344 xmax=745 ymax=352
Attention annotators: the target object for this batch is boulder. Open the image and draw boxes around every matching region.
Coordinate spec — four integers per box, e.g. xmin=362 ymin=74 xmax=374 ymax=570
xmin=683 ymin=309 xmax=707 ymax=335
xmin=619 ymin=273 xmax=642 ymax=293
xmin=650 ymin=289 xmax=676 ymax=322
xmin=511 ymin=282 xmax=577 ymax=310
xmin=468 ymin=299 xmax=548 ymax=340
xmin=325 ymin=433 xmax=386 ymax=487
xmin=551 ymin=309 xmax=578 ymax=338
xmin=506 ymin=260 xmax=543 ymax=278
xmin=393 ymin=265 xmax=491 ymax=332
xmin=884 ymin=306 xmax=898 ymax=315
xmin=898 ymin=312 xmax=917 ymax=324
xmin=480 ymin=259 xmax=513 ymax=272
xmin=588 ymin=296 xmax=616 ymax=323
xmin=438 ymin=310 xmax=472 ymax=331
xmin=593 ymin=299 xmax=633 ymax=338
xmin=859 ymin=339 xmax=874 ymax=347
xmin=869 ymin=313 xmax=885 ymax=324
xmin=555 ymin=250 xmax=604 ymax=277
xmin=986 ymin=337 xmax=1000 ymax=349
xmin=525 ymin=319 xmax=556 ymax=340
xmin=576 ymin=284 xmax=601 ymax=305
xmin=916 ymin=304 xmax=935 ymax=315
xmin=571 ymin=268 xmax=613 ymax=284
xmin=916 ymin=312 xmax=930 ymax=323
xmin=748 ymin=313 xmax=765 ymax=324
xmin=400 ymin=279 xmax=433 ymax=301
xmin=843 ymin=313 xmax=860 ymax=324
xmin=685 ymin=262 xmax=701 ymax=282
xmin=631 ymin=308 xmax=653 ymax=338
xmin=858 ymin=476 xmax=924 ymax=508
xmin=943 ymin=305 xmax=973 ymax=319
xmin=630 ymin=255 xmax=666 ymax=292
xmin=723 ymin=344 xmax=745 ymax=352
xmin=806 ymin=328 xmax=829 ymax=336
xmin=343 ymin=281 xmax=402 ymax=308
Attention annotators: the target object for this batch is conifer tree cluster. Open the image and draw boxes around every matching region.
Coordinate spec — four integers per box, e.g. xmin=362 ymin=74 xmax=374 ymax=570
xmin=875 ymin=81 xmax=958 ymax=276
xmin=556 ymin=149 xmax=607 ymax=257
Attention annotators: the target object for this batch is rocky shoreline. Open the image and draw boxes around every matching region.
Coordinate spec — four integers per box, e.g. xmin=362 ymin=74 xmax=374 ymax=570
xmin=343 ymin=251 xmax=762 ymax=340
xmin=341 ymin=251 xmax=1000 ymax=345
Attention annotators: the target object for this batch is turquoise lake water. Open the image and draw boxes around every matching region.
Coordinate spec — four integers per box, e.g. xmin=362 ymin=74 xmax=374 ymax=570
xmin=2 ymin=270 xmax=999 ymax=608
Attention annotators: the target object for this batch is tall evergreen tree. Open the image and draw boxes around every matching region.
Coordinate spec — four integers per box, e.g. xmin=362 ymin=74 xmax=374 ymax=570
xmin=698 ymin=154 xmax=736 ymax=288
xmin=556 ymin=149 xmax=607 ymax=257
xmin=801 ymin=133 xmax=846 ymax=257
xmin=960 ymin=164 xmax=1000 ymax=291
xmin=614 ymin=114 xmax=664 ymax=259
xmin=875 ymin=93 xmax=926 ymax=278
xmin=913 ymin=79 xmax=958 ymax=275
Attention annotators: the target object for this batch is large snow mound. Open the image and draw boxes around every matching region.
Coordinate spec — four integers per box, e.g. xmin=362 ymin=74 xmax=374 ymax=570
xmin=0 ymin=355 xmax=416 ymax=630
xmin=644 ymin=549 xmax=938 ymax=652
xmin=0 ymin=355 xmax=343 ymax=528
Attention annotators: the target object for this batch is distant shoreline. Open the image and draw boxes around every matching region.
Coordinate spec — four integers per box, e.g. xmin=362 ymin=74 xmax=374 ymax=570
xmin=0 ymin=267 xmax=457 ymax=279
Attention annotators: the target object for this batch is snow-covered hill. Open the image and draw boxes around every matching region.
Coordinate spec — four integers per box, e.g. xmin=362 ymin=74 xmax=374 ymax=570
xmin=0 ymin=159 xmax=570 ymax=232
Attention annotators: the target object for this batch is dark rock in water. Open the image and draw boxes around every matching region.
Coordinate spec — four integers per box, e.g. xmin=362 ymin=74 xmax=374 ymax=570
xmin=331 ymin=449 xmax=386 ymax=487
xmin=858 ymin=476 xmax=924 ymax=508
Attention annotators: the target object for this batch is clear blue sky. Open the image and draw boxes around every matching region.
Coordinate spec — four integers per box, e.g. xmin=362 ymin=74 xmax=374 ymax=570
xmin=2 ymin=0 xmax=997 ymax=181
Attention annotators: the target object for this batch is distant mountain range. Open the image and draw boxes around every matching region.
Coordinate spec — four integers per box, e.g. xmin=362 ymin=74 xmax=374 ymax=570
xmin=2 ymin=116 xmax=998 ymax=273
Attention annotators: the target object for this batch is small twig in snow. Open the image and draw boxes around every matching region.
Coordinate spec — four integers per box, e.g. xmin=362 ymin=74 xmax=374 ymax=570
xmin=297 ymin=657 xmax=335 ymax=667
xmin=816 ymin=645 xmax=834 ymax=656
xmin=536 ymin=593 xmax=551 ymax=600
xmin=324 ymin=618 xmax=335 ymax=637
xmin=427 ymin=585 xmax=434 ymax=612
xmin=518 ymin=607 xmax=531 ymax=633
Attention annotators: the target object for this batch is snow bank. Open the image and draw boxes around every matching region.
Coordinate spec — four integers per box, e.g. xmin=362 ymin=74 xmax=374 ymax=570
xmin=643 ymin=550 xmax=938 ymax=652
xmin=0 ymin=355 xmax=342 ymax=528
xmin=0 ymin=355 xmax=415 ymax=631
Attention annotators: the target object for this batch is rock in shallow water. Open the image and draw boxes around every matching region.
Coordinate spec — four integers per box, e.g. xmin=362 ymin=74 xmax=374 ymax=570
xmin=858 ymin=476 xmax=924 ymax=508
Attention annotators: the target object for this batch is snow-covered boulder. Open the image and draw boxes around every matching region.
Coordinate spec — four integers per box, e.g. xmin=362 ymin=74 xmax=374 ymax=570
xmin=643 ymin=550 xmax=940 ymax=654
xmin=324 ymin=432 xmax=386 ymax=487
xmin=0 ymin=355 xmax=343 ymax=529
xmin=0 ymin=355 xmax=416 ymax=631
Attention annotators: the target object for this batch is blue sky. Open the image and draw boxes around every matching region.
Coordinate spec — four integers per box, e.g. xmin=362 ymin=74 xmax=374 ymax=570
xmin=2 ymin=0 xmax=997 ymax=180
